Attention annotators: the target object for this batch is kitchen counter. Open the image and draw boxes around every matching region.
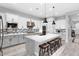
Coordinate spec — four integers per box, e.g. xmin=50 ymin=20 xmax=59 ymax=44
xmin=24 ymin=33 xmax=61 ymax=56
xmin=25 ymin=33 xmax=60 ymax=43
xmin=0 ymin=32 xmax=40 ymax=36
xmin=0 ymin=32 xmax=41 ymax=48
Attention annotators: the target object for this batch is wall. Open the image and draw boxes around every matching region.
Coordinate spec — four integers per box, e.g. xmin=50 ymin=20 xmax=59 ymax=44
xmin=55 ymin=19 xmax=66 ymax=29
xmin=47 ymin=17 xmax=67 ymax=33
xmin=71 ymin=17 xmax=79 ymax=34
xmin=0 ymin=6 xmax=42 ymax=32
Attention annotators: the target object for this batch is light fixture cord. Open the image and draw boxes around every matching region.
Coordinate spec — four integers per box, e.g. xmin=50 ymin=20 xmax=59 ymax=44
xmin=45 ymin=3 xmax=46 ymax=18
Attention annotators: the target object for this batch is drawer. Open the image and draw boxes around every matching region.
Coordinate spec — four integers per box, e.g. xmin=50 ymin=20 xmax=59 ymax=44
xmin=18 ymin=35 xmax=24 ymax=43
xmin=3 ymin=36 xmax=13 ymax=48
xmin=10 ymin=35 xmax=19 ymax=45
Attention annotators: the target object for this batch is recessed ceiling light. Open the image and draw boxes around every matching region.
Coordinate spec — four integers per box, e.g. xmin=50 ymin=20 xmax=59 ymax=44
xmin=39 ymin=12 xmax=42 ymax=15
xmin=77 ymin=14 xmax=79 ymax=15
xmin=29 ymin=8 xmax=33 ymax=11
xmin=55 ymin=12 xmax=59 ymax=16
xmin=36 ymin=8 xmax=39 ymax=10
xmin=49 ymin=8 xmax=52 ymax=11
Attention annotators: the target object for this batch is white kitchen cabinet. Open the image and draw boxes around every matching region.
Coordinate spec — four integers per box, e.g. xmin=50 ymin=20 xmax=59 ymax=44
xmin=2 ymin=34 xmax=25 ymax=48
xmin=3 ymin=36 xmax=13 ymax=48
xmin=18 ymin=35 xmax=24 ymax=43
xmin=10 ymin=35 xmax=19 ymax=46
xmin=5 ymin=13 xmax=19 ymax=23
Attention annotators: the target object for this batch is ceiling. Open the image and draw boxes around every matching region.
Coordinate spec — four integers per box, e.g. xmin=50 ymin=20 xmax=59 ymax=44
xmin=0 ymin=3 xmax=79 ymax=18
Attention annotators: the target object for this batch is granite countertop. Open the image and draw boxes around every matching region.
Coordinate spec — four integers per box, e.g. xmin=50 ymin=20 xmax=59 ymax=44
xmin=0 ymin=32 xmax=41 ymax=36
xmin=0 ymin=33 xmax=27 ymax=36
xmin=24 ymin=33 xmax=60 ymax=43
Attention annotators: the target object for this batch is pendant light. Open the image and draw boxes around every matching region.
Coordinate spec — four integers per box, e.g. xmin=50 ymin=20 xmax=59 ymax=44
xmin=43 ymin=3 xmax=48 ymax=23
xmin=43 ymin=18 xmax=48 ymax=23
xmin=52 ymin=6 xmax=56 ymax=25
xmin=52 ymin=20 xmax=56 ymax=24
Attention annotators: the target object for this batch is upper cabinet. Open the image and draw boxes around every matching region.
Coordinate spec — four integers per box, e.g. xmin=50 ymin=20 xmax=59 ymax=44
xmin=5 ymin=13 xmax=19 ymax=23
xmin=2 ymin=13 xmax=42 ymax=31
xmin=5 ymin=13 xmax=27 ymax=29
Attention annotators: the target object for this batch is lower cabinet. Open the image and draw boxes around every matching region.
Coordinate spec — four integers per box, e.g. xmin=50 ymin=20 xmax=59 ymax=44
xmin=10 ymin=35 xmax=19 ymax=46
xmin=2 ymin=35 xmax=24 ymax=48
xmin=18 ymin=35 xmax=24 ymax=43
xmin=3 ymin=36 xmax=13 ymax=48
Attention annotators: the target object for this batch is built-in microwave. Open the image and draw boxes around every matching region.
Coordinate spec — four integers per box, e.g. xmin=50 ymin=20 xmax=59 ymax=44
xmin=6 ymin=22 xmax=18 ymax=33
xmin=7 ymin=22 xmax=18 ymax=28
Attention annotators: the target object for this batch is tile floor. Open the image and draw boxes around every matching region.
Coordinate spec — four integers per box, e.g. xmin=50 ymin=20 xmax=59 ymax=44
xmin=55 ymin=34 xmax=79 ymax=56
xmin=1 ymin=34 xmax=79 ymax=56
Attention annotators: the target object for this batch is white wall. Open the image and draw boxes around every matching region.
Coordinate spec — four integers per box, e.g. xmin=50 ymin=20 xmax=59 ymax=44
xmin=55 ymin=19 xmax=66 ymax=29
xmin=0 ymin=12 xmax=42 ymax=33
xmin=5 ymin=13 xmax=42 ymax=31
xmin=75 ymin=23 xmax=79 ymax=29
xmin=0 ymin=6 xmax=42 ymax=32
xmin=71 ymin=17 xmax=79 ymax=34
xmin=47 ymin=17 xmax=66 ymax=33
xmin=47 ymin=17 xmax=54 ymax=33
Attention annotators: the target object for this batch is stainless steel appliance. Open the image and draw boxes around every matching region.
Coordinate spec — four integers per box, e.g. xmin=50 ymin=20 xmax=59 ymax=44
xmin=0 ymin=16 xmax=4 ymax=56
xmin=6 ymin=22 xmax=18 ymax=33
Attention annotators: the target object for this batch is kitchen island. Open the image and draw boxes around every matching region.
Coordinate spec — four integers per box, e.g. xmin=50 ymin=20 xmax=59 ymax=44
xmin=24 ymin=33 xmax=61 ymax=56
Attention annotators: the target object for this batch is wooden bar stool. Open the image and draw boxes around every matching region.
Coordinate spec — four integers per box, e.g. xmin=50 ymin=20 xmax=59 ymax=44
xmin=39 ymin=43 xmax=50 ymax=56
xmin=56 ymin=37 xmax=62 ymax=48
xmin=55 ymin=38 xmax=62 ymax=49
xmin=55 ymin=38 xmax=60 ymax=50
xmin=59 ymin=38 xmax=62 ymax=46
xmin=47 ymin=40 xmax=55 ymax=55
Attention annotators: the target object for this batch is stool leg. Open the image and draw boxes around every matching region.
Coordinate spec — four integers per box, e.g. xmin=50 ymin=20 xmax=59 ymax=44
xmin=58 ymin=40 xmax=60 ymax=48
xmin=50 ymin=45 xmax=54 ymax=55
xmin=39 ymin=48 xmax=42 ymax=56
xmin=47 ymin=46 xmax=50 ymax=56
xmin=54 ymin=42 xmax=57 ymax=52
xmin=42 ymin=49 xmax=44 ymax=56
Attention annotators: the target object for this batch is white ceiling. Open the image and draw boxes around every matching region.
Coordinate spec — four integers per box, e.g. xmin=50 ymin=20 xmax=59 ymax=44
xmin=0 ymin=3 xmax=79 ymax=18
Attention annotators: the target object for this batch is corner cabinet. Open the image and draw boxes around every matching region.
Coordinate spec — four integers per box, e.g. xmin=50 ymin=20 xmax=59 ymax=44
xmin=2 ymin=34 xmax=25 ymax=48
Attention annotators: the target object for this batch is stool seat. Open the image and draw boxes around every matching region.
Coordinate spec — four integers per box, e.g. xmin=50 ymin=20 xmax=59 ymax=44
xmin=39 ymin=43 xmax=49 ymax=49
xmin=48 ymin=41 xmax=54 ymax=44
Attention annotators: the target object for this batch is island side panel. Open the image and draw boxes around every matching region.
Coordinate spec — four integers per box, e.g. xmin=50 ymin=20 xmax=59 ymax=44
xmin=24 ymin=37 xmax=36 ymax=56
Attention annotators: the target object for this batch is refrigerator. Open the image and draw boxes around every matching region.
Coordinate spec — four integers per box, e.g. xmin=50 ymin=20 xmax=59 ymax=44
xmin=0 ymin=16 xmax=3 ymax=56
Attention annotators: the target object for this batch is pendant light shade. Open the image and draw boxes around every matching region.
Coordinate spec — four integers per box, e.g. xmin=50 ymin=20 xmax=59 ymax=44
xmin=52 ymin=5 xmax=56 ymax=25
xmin=52 ymin=20 xmax=56 ymax=25
xmin=43 ymin=18 xmax=48 ymax=23
xmin=0 ymin=16 xmax=2 ymax=19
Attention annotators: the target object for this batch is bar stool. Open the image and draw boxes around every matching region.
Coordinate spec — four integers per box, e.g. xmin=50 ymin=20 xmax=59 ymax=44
xmin=55 ymin=38 xmax=62 ymax=49
xmin=54 ymin=38 xmax=60 ymax=50
xmin=58 ymin=38 xmax=62 ymax=47
xmin=47 ymin=40 xmax=55 ymax=55
xmin=39 ymin=43 xmax=50 ymax=56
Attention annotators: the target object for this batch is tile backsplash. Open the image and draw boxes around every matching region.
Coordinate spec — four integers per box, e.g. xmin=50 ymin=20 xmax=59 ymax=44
xmin=17 ymin=29 xmax=39 ymax=33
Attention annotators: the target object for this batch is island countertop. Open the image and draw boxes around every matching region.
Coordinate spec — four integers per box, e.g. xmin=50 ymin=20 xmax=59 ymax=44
xmin=24 ymin=33 xmax=61 ymax=56
xmin=24 ymin=33 xmax=60 ymax=43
